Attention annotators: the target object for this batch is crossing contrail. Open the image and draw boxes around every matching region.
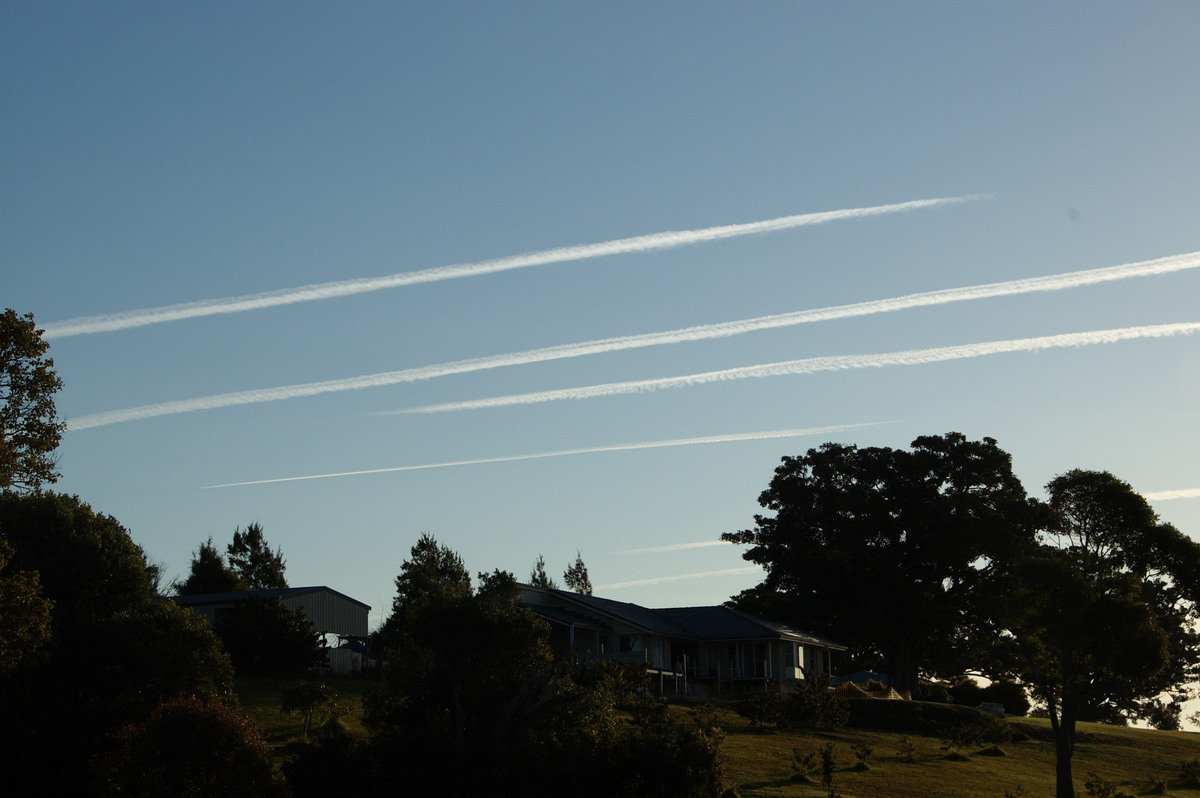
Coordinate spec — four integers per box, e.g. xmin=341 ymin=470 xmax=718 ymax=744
xmin=597 ymin=566 xmax=762 ymax=591
xmin=393 ymin=322 xmax=1200 ymax=414
xmin=41 ymin=195 xmax=982 ymax=339
xmin=65 ymin=251 xmax=1200 ymax=430
xmin=201 ymin=423 xmax=887 ymax=488
xmin=616 ymin=541 xmax=729 ymax=554
xmin=1143 ymin=488 xmax=1200 ymax=501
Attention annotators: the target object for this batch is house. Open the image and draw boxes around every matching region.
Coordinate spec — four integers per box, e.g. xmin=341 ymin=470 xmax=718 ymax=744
xmin=172 ymin=586 xmax=371 ymax=674
xmin=519 ymin=585 xmax=845 ymax=697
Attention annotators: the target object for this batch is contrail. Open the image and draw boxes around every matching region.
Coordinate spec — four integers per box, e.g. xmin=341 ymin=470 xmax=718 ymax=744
xmin=598 ymin=566 xmax=762 ymax=591
xmin=201 ymin=423 xmax=888 ymax=488
xmin=395 ymin=322 xmax=1200 ymax=414
xmin=41 ymin=195 xmax=982 ymax=339
xmin=66 ymin=251 xmax=1200 ymax=430
xmin=616 ymin=541 xmax=729 ymax=554
xmin=1143 ymin=488 xmax=1200 ymax=501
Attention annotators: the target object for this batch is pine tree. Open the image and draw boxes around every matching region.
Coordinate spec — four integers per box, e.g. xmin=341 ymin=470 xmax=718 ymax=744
xmin=529 ymin=554 xmax=558 ymax=589
xmin=226 ymin=523 xmax=287 ymax=590
xmin=173 ymin=537 xmax=245 ymax=595
xmin=562 ymin=551 xmax=593 ymax=595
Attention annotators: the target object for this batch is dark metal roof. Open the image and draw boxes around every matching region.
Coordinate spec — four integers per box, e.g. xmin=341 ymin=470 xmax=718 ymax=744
xmin=171 ymin=586 xmax=371 ymax=610
xmin=540 ymin=589 xmax=694 ymax=637
xmin=654 ymin=605 xmax=846 ymax=649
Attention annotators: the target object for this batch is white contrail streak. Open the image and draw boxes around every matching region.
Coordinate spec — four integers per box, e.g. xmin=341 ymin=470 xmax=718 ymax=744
xmin=616 ymin=541 xmax=729 ymax=554
xmin=598 ymin=566 xmax=762 ymax=591
xmin=201 ymin=423 xmax=887 ymax=488
xmin=41 ymin=195 xmax=982 ymax=339
xmin=1143 ymin=488 xmax=1200 ymax=501
xmin=66 ymin=251 xmax=1200 ymax=430
xmin=395 ymin=322 xmax=1200 ymax=414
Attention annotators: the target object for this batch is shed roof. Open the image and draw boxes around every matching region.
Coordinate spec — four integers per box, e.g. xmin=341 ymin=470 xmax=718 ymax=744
xmin=171 ymin=586 xmax=371 ymax=610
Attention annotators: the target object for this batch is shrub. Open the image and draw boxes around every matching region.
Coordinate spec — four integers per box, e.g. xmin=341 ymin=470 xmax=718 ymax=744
xmin=894 ymin=735 xmax=917 ymax=763
xmin=1083 ymin=772 xmax=1133 ymax=798
xmin=787 ymin=674 xmax=849 ymax=730
xmin=789 ymin=747 xmax=820 ymax=783
xmin=849 ymin=739 xmax=872 ymax=770
xmin=1180 ymin=758 xmax=1200 ymax=788
xmin=96 ymin=697 xmax=286 ymax=798
xmin=738 ymin=690 xmax=786 ymax=730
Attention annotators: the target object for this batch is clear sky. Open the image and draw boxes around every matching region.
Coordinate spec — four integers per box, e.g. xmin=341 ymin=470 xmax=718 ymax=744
xmin=4 ymin=2 xmax=1199 ymax=628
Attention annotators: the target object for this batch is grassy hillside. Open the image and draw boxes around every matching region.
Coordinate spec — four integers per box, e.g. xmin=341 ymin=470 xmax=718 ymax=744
xmin=236 ymin=677 xmax=1200 ymax=797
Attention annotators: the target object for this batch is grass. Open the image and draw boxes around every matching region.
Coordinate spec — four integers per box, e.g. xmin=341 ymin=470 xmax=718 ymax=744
xmin=708 ymin=707 xmax=1200 ymax=798
xmin=236 ymin=680 xmax=1200 ymax=797
xmin=235 ymin=673 xmax=373 ymax=753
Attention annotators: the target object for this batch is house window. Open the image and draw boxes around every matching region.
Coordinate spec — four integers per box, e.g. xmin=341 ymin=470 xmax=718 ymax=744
xmin=729 ymin=642 xmax=767 ymax=679
xmin=618 ymin=635 xmax=635 ymax=653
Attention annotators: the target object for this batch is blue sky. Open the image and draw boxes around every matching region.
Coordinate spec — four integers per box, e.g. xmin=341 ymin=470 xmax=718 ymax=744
xmin=4 ymin=2 xmax=1199 ymax=627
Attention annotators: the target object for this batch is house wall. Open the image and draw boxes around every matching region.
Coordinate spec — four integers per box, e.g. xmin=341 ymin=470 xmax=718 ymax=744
xmin=279 ymin=591 xmax=369 ymax=638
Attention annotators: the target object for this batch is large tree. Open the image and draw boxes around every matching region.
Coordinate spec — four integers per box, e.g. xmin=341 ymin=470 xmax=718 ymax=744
xmin=0 ymin=309 xmax=65 ymax=492
xmin=173 ymin=536 xmax=246 ymax=594
xmin=0 ymin=492 xmax=234 ymax=794
xmin=987 ymin=470 xmax=1200 ymax=798
xmin=562 ymin=551 xmax=593 ymax=595
xmin=227 ymin=522 xmax=288 ymax=589
xmin=723 ymin=432 xmax=1041 ymax=694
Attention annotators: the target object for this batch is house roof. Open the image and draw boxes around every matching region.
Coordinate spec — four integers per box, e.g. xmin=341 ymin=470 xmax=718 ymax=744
xmin=655 ymin=605 xmax=846 ymax=649
xmin=537 ymin=589 xmax=694 ymax=637
xmin=524 ymin=586 xmax=844 ymax=649
xmin=171 ymin=586 xmax=371 ymax=610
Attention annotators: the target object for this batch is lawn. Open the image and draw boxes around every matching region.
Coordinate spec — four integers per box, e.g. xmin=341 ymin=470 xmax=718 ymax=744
xmin=236 ymin=678 xmax=1200 ymax=797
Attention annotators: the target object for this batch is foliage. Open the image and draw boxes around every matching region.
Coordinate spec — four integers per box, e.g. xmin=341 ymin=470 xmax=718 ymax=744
xmin=374 ymin=532 xmax=471 ymax=652
xmin=215 ymin=594 xmax=325 ymax=677
xmin=0 ymin=492 xmax=235 ymax=794
xmin=280 ymin=678 xmax=337 ymax=741
xmin=173 ymin=536 xmax=246 ymax=595
xmin=894 ymin=735 xmax=917 ymax=762
xmin=364 ymin=538 xmax=725 ymax=797
xmin=724 ymin=432 xmax=1040 ymax=694
xmin=1182 ymin=758 xmax=1200 ymax=789
xmin=0 ymin=309 xmax=65 ymax=492
xmin=529 ymin=552 xmax=558 ymax=589
xmin=0 ymin=536 xmax=52 ymax=673
xmin=789 ymin=746 xmax=820 ymax=782
xmin=986 ymin=470 xmax=1200 ymax=797
xmin=849 ymin=738 xmax=872 ymax=768
xmin=788 ymin=673 xmax=849 ymax=730
xmin=563 ymin=549 xmax=593 ymax=594
xmin=96 ymin=696 xmax=286 ymax=798
xmin=738 ymin=690 xmax=787 ymax=729
xmin=1082 ymin=772 xmax=1133 ymax=798
xmin=227 ymin=523 xmax=288 ymax=590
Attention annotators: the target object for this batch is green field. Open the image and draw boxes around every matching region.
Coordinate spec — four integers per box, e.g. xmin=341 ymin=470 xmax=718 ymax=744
xmin=236 ymin=677 xmax=1200 ymax=797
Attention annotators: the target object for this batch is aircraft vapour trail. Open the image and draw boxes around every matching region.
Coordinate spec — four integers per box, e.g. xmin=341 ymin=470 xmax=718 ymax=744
xmin=66 ymin=250 xmax=1200 ymax=430
xmin=41 ymin=195 xmax=982 ymax=339
xmin=201 ymin=423 xmax=886 ymax=488
xmin=617 ymin=541 xmax=729 ymax=554
xmin=598 ymin=566 xmax=762 ymax=591
xmin=395 ymin=322 xmax=1200 ymax=414
xmin=1143 ymin=488 xmax=1200 ymax=501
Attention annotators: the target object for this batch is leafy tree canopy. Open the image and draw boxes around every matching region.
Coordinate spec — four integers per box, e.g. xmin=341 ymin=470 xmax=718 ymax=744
xmin=723 ymin=432 xmax=1041 ymax=694
xmin=215 ymin=594 xmax=325 ymax=677
xmin=986 ymin=470 xmax=1200 ymax=798
xmin=0 ymin=537 xmax=52 ymax=673
xmin=173 ymin=536 xmax=246 ymax=595
xmin=0 ymin=492 xmax=234 ymax=794
xmin=0 ymin=309 xmax=65 ymax=492
xmin=227 ymin=522 xmax=287 ymax=590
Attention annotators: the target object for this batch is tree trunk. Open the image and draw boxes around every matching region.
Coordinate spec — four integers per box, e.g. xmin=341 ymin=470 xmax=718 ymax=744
xmin=1052 ymin=702 xmax=1078 ymax=798
xmin=888 ymin=639 xmax=922 ymax=697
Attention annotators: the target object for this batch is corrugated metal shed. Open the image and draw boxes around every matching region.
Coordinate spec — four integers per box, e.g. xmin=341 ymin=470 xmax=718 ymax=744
xmin=173 ymin=586 xmax=370 ymax=638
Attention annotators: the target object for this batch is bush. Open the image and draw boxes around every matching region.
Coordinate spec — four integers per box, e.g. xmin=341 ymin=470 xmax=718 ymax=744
xmin=787 ymin=674 xmax=849 ymax=730
xmin=96 ymin=697 xmax=286 ymax=798
xmin=1181 ymin=758 xmax=1200 ymax=788
xmin=738 ymin=690 xmax=786 ymax=730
